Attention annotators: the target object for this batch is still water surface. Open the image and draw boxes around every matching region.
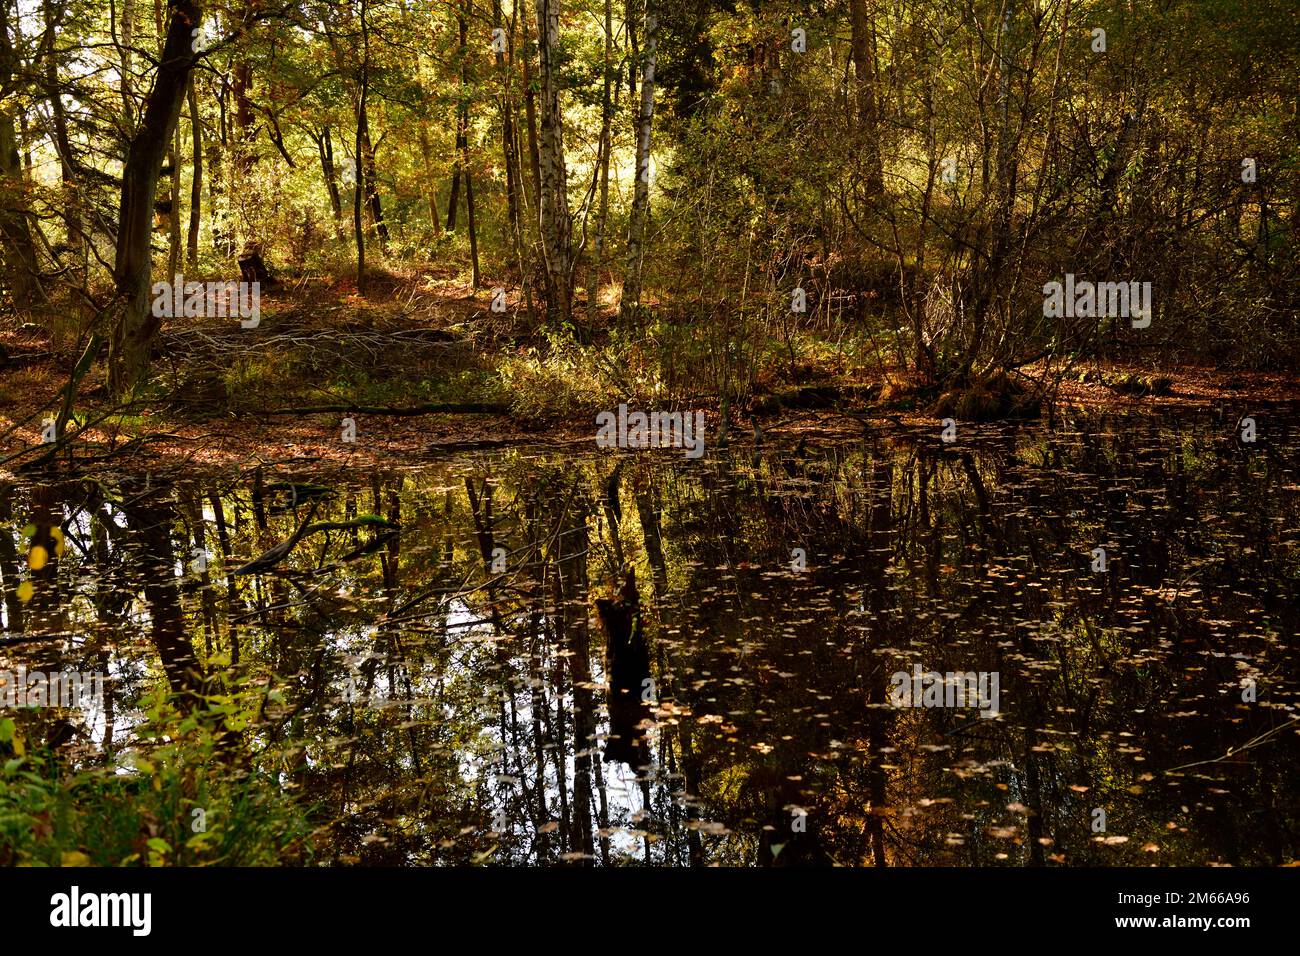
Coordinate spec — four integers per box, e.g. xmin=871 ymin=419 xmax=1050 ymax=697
xmin=3 ymin=406 xmax=1298 ymax=865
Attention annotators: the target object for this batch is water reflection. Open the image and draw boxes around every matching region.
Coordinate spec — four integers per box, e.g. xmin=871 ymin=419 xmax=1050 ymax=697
xmin=2 ymin=406 xmax=1299 ymax=866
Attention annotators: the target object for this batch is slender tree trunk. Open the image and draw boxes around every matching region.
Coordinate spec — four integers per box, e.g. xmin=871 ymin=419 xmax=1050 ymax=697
xmin=416 ymin=120 xmax=441 ymax=234
xmin=186 ymin=75 xmax=202 ymax=266
xmin=359 ymin=107 xmax=388 ymax=246
xmin=465 ymin=149 xmax=480 ymax=286
xmin=167 ymin=131 xmax=182 ymax=276
xmin=318 ymin=125 xmax=343 ymax=227
xmin=0 ymin=0 xmax=42 ymax=314
xmin=44 ymin=0 xmax=83 ymax=292
xmin=521 ymin=8 xmax=541 ymax=214
xmin=446 ymin=5 xmax=470 ymax=232
xmin=446 ymin=129 xmax=463 ymax=231
xmin=231 ymin=5 xmax=253 ymax=175
xmin=493 ymin=0 xmax=519 ymax=237
xmin=353 ymin=0 xmax=368 ymax=289
xmin=586 ymin=0 xmax=613 ymax=327
xmin=617 ymin=0 xmax=657 ymax=324
xmin=157 ymin=0 xmax=182 ymax=277
xmin=533 ymin=0 xmax=572 ymax=322
xmin=107 ymin=0 xmax=203 ymax=396
xmin=119 ymin=0 xmax=136 ymax=126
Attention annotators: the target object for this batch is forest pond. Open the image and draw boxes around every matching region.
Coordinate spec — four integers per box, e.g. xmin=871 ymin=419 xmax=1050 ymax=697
xmin=3 ymin=405 xmax=1299 ymax=866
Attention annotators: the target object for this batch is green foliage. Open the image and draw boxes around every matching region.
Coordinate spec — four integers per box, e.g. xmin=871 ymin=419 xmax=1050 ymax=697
xmin=0 ymin=686 xmax=317 ymax=867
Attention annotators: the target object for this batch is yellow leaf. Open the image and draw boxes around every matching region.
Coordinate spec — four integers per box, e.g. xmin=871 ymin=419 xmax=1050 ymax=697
xmin=16 ymin=580 xmax=33 ymax=603
xmin=61 ymin=851 xmax=91 ymax=867
xmin=29 ymin=546 xmax=48 ymax=571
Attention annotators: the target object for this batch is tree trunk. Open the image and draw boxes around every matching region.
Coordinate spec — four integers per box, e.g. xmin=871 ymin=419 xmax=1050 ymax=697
xmin=521 ymin=7 xmax=542 ymax=220
xmin=585 ymin=0 xmax=613 ymax=327
xmin=119 ymin=0 xmax=136 ymax=126
xmin=0 ymin=0 xmax=41 ymax=316
xmin=43 ymin=0 xmax=81 ymax=286
xmin=533 ymin=0 xmax=572 ymax=322
xmin=107 ymin=0 xmax=203 ymax=397
xmin=416 ymin=120 xmax=441 ymax=234
xmin=186 ymin=75 xmax=202 ymax=266
xmin=359 ymin=106 xmax=388 ymax=246
xmin=849 ymin=0 xmax=884 ymax=199
xmin=465 ymin=150 xmax=480 ymax=286
xmin=446 ymin=5 xmax=470 ymax=233
xmin=446 ymin=127 xmax=463 ymax=231
xmin=353 ymin=0 xmax=368 ymax=289
xmin=617 ymin=0 xmax=657 ymax=324
xmin=317 ymin=125 xmax=343 ymax=227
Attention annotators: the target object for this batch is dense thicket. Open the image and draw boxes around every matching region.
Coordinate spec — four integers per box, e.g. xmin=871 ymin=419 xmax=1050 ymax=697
xmin=1 ymin=0 xmax=1297 ymax=410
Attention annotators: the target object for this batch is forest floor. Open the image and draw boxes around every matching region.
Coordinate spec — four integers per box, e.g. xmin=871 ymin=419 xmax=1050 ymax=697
xmin=4 ymin=270 xmax=1299 ymax=478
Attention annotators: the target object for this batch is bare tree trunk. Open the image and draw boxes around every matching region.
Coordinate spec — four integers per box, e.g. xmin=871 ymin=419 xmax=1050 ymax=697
xmin=186 ymin=75 xmax=202 ymax=266
xmin=156 ymin=0 xmax=182 ymax=277
xmin=43 ymin=0 xmax=81 ymax=284
xmin=107 ymin=0 xmax=203 ymax=396
xmin=358 ymin=107 xmax=388 ymax=247
xmin=119 ymin=0 xmax=136 ymax=126
xmin=533 ymin=0 xmax=572 ymax=322
xmin=521 ymin=7 xmax=541 ymax=225
xmin=0 ymin=0 xmax=42 ymax=315
xmin=617 ymin=0 xmax=657 ymax=324
xmin=317 ymin=125 xmax=343 ymax=227
xmin=465 ymin=149 xmax=480 ymax=286
xmin=493 ymin=0 xmax=526 ymax=284
xmin=416 ymin=120 xmax=441 ymax=234
xmin=446 ymin=4 xmax=470 ymax=233
xmin=353 ymin=0 xmax=368 ymax=290
xmin=231 ymin=4 xmax=253 ymax=175
xmin=167 ymin=131 xmax=182 ymax=275
xmin=849 ymin=0 xmax=884 ymax=198
xmin=585 ymin=0 xmax=613 ymax=327
xmin=446 ymin=128 xmax=463 ymax=232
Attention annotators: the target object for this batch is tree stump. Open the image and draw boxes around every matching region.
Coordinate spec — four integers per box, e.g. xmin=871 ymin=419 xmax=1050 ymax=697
xmin=238 ymin=242 xmax=272 ymax=285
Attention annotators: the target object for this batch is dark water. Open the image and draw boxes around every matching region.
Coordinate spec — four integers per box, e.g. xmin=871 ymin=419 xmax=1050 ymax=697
xmin=3 ymin=406 xmax=1299 ymax=866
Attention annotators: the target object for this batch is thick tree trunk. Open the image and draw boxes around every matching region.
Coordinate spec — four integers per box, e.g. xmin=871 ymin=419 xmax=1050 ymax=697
xmin=849 ymin=0 xmax=884 ymax=198
xmin=617 ymin=0 xmax=657 ymax=324
xmin=533 ymin=0 xmax=572 ymax=322
xmin=107 ymin=0 xmax=202 ymax=397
